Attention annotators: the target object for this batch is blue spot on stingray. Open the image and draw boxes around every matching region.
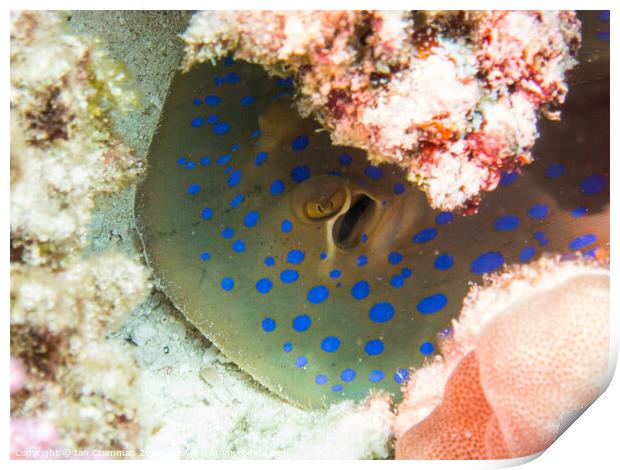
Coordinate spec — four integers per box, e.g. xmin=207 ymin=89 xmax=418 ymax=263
xmin=214 ymin=122 xmax=231 ymax=135
xmin=471 ymin=251 xmax=504 ymax=274
xmin=572 ymin=206 xmax=587 ymax=218
xmin=361 ymin=233 xmax=368 ymax=242
xmin=534 ymin=231 xmax=545 ymax=240
xmin=365 ymin=339 xmax=384 ymax=356
xmin=278 ymin=76 xmax=294 ymax=88
xmin=332 ymin=384 xmax=343 ymax=392
xmin=193 ymin=98 xmax=201 ymax=106
xmin=417 ymin=294 xmax=447 ymax=314
xmin=388 ymin=252 xmax=403 ymax=265
xmin=291 ymin=166 xmax=311 ymax=182
xmin=357 ymin=255 xmax=368 ymax=267
xmin=213 ymin=76 xmax=224 ymax=86
xmin=280 ymin=269 xmax=299 ymax=284
xmin=351 ymin=281 xmax=370 ymax=300
xmin=223 ymin=55 xmax=234 ymax=65
xmin=499 ymin=170 xmax=519 ymax=186
xmin=244 ymin=211 xmax=259 ymax=228
xmin=177 ymin=157 xmax=188 ymax=165
xmin=546 ymin=163 xmax=565 ymax=178
xmin=261 ymin=317 xmax=276 ymax=333
xmin=320 ymin=252 xmax=327 ymax=260
xmin=401 ymin=268 xmax=412 ymax=278
xmin=420 ymin=342 xmax=435 ymax=355
xmin=191 ymin=117 xmax=205 ymax=128
xmin=528 ymin=204 xmax=549 ymax=220
xmin=207 ymin=114 xmax=219 ymax=124
xmin=315 ymin=374 xmax=328 ymax=385
xmin=390 ymin=275 xmax=405 ymax=288
xmin=569 ymin=234 xmax=597 ymax=250
xmin=224 ymin=165 xmax=234 ymax=175
xmin=394 ymin=369 xmax=409 ymax=385
xmin=369 ymin=370 xmax=384 ymax=383
xmin=321 ymin=336 xmax=340 ymax=352
xmin=369 ymin=303 xmax=394 ymax=323
xmin=255 ymin=151 xmax=267 ymax=166
xmin=251 ymin=128 xmax=261 ymax=138
xmin=291 ymin=135 xmax=309 ymax=151
xmin=341 ymin=369 xmax=356 ymax=382
xmin=201 ymin=207 xmax=213 ymax=220
xmin=199 ymin=156 xmax=211 ymax=166
xmin=264 ymin=256 xmax=275 ymax=267
xmin=221 ymin=277 xmax=234 ymax=291
xmin=330 ymin=269 xmax=341 ymax=279
xmin=435 ymin=212 xmax=454 ymax=225
xmin=256 ymin=278 xmax=273 ymax=294
xmin=187 ymin=183 xmax=201 ymax=195
xmin=231 ymin=144 xmax=240 ymax=152
xmin=217 ymin=154 xmax=232 ymax=165
xmin=204 ymin=95 xmax=220 ymax=106
xmin=232 ymin=239 xmax=245 ymax=253
xmin=221 ymin=227 xmax=234 ymax=239
xmin=286 ymin=250 xmax=305 ymax=264
xmin=495 ymin=215 xmax=519 ymax=231
xmin=281 ymin=219 xmax=293 ymax=233
xmin=581 ymin=175 xmax=606 ymax=195
xmin=293 ymin=315 xmax=311 ymax=332
xmin=393 ymin=183 xmax=405 ymax=195
xmin=519 ymin=246 xmax=536 ymax=262
xmin=230 ymin=193 xmax=245 ymax=209
xmin=283 ymin=342 xmax=293 ymax=352
xmin=270 ymin=179 xmax=285 ymax=196
xmin=338 ymin=153 xmax=352 ymax=166
xmin=596 ymin=31 xmax=610 ymax=42
xmin=434 ymin=254 xmax=453 ymax=270
xmin=308 ymin=285 xmax=329 ymax=304
xmin=295 ymin=356 xmax=308 ymax=368
xmin=224 ymin=72 xmax=240 ymax=84
xmin=413 ymin=227 xmax=437 ymax=243
xmin=365 ymin=165 xmax=383 ymax=180
xmin=200 ymin=252 xmax=210 ymax=261
xmin=240 ymin=95 xmax=256 ymax=106
xmin=186 ymin=162 xmax=196 ymax=170
xmin=228 ymin=169 xmax=241 ymax=187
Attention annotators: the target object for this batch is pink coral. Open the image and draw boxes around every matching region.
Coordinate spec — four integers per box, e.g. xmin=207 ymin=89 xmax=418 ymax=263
xmin=10 ymin=358 xmax=59 ymax=460
xmin=394 ymin=257 xmax=610 ymax=459
xmin=182 ymin=10 xmax=580 ymax=211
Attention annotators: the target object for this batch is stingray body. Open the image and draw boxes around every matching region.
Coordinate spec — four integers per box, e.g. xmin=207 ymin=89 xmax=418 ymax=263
xmin=136 ymin=18 xmax=609 ymax=408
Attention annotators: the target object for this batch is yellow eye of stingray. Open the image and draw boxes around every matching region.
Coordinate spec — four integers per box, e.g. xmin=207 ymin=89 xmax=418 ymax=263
xmin=305 ymin=189 xmax=346 ymax=220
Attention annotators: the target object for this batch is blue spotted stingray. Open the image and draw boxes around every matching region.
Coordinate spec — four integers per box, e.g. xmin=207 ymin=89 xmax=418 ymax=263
xmin=135 ymin=20 xmax=609 ymax=408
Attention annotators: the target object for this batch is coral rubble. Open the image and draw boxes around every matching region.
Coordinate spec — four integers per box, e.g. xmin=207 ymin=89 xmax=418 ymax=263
xmin=182 ymin=10 xmax=580 ymax=211
xmin=10 ymin=11 xmax=150 ymax=454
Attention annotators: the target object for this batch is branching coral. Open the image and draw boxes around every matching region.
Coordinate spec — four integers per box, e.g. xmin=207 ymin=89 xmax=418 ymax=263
xmin=182 ymin=10 xmax=580 ymax=211
xmin=393 ymin=256 xmax=610 ymax=459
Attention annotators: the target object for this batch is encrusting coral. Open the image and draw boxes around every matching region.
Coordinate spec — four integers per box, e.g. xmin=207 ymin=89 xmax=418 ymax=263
xmin=182 ymin=10 xmax=580 ymax=212
xmin=393 ymin=256 xmax=610 ymax=459
xmin=10 ymin=10 xmax=143 ymax=266
xmin=10 ymin=11 xmax=150 ymax=455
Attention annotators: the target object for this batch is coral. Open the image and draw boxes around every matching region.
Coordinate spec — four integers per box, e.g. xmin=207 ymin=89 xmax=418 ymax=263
xmin=10 ymin=10 xmax=144 ymax=266
xmin=393 ymin=256 xmax=610 ymax=459
xmin=10 ymin=11 xmax=151 ymax=457
xmin=181 ymin=10 xmax=580 ymax=211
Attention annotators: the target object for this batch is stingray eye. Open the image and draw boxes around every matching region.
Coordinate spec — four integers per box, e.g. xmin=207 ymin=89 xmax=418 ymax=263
xmin=305 ymin=189 xmax=346 ymax=220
